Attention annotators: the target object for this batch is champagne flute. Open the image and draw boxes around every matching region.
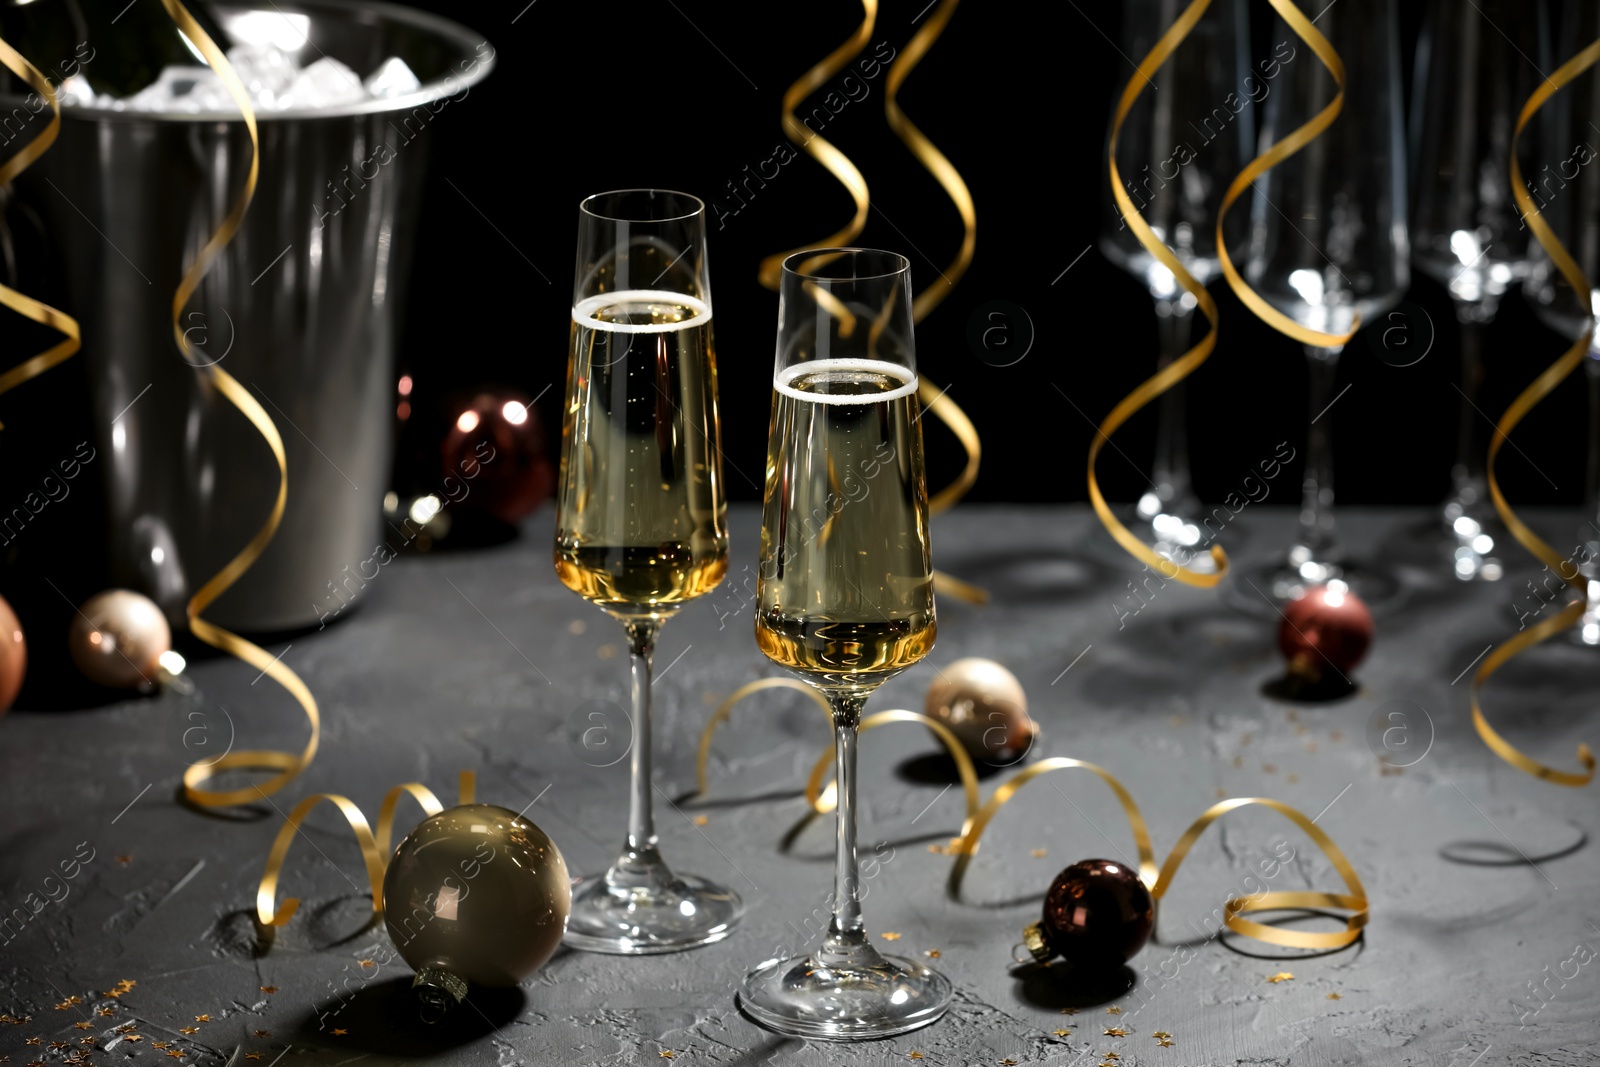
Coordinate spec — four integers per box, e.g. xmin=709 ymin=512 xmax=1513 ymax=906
xmin=1525 ymin=0 xmax=1600 ymax=645
xmin=1410 ymin=0 xmax=1543 ymax=581
xmin=1231 ymin=0 xmax=1410 ymax=612
xmin=737 ymin=249 xmax=950 ymax=1039
xmin=1099 ymin=0 xmax=1252 ymax=568
xmin=554 ymin=189 xmax=743 ymax=953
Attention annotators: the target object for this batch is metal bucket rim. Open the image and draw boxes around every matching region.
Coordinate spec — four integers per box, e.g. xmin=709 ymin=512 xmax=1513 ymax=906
xmin=0 ymin=0 xmax=494 ymax=123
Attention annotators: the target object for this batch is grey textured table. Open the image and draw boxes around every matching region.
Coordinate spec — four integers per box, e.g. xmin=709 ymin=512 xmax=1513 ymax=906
xmin=3 ymin=505 xmax=1598 ymax=1067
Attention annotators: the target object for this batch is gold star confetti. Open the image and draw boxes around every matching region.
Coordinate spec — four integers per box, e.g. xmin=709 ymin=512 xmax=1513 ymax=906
xmin=1157 ymin=1039 xmax=1175 ymax=1048
xmin=658 ymin=1053 xmax=675 ymax=1060
xmin=113 ymin=1025 xmax=136 ymax=1035
xmin=152 ymin=1042 xmax=171 ymax=1050
xmin=73 ymin=1023 xmax=92 ymax=1031
xmin=101 ymin=990 xmax=122 ymax=1000
xmin=194 ymin=1014 xmax=211 ymax=1023
xmin=1053 ymin=1029 xmax=1071 ymax=1037
xmin=881 ymin=932 xmax=902 ymax=941
xmin=1326 ymin=992 xmax=1342 ymax=1000
xmin=1106 ymin=1006 xmax=1122 ymax=1014
xmin=1103 ymin=1054 xmax=1120 ymax=1061
xmin=259 ymin=986 xmax=278 ymax=995
xmin=596 ymin=644 xmax=618 ymax=660
xmin=1000 ymin=1060 xmax=1018 ymax=1066
xmin=23 ymin=1039 xmax=39 ymax=1047
xmin=245 ymin=1056 xmax=262 ymax=1061
xmin=1104 ymin=1027 xmax=1127 ymax=1037
xmin=924 ymin=950 xmax=941 ymax=959
xmin=27 ymin=1061 xmax=42 ymax=1067
xmin=1030 ymin=848 xmax=1048 ymax=858
xmin=166 ymin=1050 xmax=185 ymax=1059
xmin=692 ymin=815 xmax=709 ymax=827
xmin=358 ymin=959 xmax=375 ymax=969
xmin=78 ymin=1038 xmax=96 ymax=1047
xmin=115 ymin=856 xmax=133 ymax=866
xmin=48 ymin=1044 xmax=69 ymax=1052
xmin=908 ymin=1054 xmax=924 ymax=1061
xmin=96 ymin=1008 xmax=113 ymax=1017
xmin=123 ymin=1036 xmax=143 ymax=1044
xmin=1267 ymin=972 xmax=1295 ymax=983
xmin=1060 ymin=1008 xmax=1078 ymax=1015
xmin=180 ymin=1028 xmax=199 ymax=1035
xmin=332 ymin=1029 xmax=348 ymax=1036
xmin=1152 ymin=1031 xmax=1171 ymax=1039
xmin=116 ymin=980 xmax=136 ymax=990
xmin=252 ymin=1031 xmax=271 ymax=1038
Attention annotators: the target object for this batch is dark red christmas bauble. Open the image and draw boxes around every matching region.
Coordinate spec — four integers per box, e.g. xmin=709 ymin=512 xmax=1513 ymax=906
xmin=0 ymin=593 xmax=25 ymax=713
xmin=439 ymin=391 xmax=554 ymax=526
xmin=1022 ymin=859 xmax=1154 ymax=968
xmin=1277 ymin=583 xmax=1373 ymax=681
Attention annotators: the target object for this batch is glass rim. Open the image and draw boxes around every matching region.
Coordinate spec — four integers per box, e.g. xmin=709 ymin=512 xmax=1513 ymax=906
xmin=781 ymin=248 xmax=910 ymax=283
xmin=579 ymin=188 xmax=705 ymax=223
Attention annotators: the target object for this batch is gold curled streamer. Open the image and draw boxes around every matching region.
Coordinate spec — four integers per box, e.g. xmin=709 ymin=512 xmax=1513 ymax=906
xmin=256 ymin=773 xmax=474 ymax=927
xmin=1214 ymin=0 xmax=1358 ymax=351
xmin=883 ymin=0 xmax=982 ymax=538
xmin=1095 ymin=0 xmax=1227 ymax=588
xmin=1468 ymin=35 xmax=1600 ymax=787
xmin=695 ymin=677 xmax=833 ymax=797
xmin=755 ymin=0 xmax=875 ymax=290
xmin=157 ymin=0 xmax=319 ymax=808
xmin=803 ymin=709 xmax=980 ymax=818
xmin=0 ymin=37 xmax=80 ymax=427
xmin=951 ymin=760 xmax=1367 ymax=951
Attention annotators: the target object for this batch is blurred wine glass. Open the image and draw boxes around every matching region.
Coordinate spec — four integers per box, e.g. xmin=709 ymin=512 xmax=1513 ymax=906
xmin=1230 ymin=0 xmax=1410 ymax=613
xmin=1099 ymin=0 xmax=1252 ymax=570
xmin=1525 ymin=0 xmax=1600 ymax=645
xmin=1410 ymin=0 xmax=1545 ymax=581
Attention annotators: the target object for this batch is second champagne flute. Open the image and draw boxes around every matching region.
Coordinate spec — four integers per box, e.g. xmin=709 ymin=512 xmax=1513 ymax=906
xmin=737 ymin=249 xmax=951 ymax=1040
xmin=554 ymin=189 xmax=743 ymax=953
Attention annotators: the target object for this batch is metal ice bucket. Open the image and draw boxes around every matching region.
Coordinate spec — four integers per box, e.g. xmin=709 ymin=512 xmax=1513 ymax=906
xmin=9 ymin=0 xmax=492 ymax=631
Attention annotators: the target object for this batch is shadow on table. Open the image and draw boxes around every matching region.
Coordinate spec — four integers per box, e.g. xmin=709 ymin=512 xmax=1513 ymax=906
xmin=935 ymin=544 xmax=1112 ymax=605
xmin=1009 ymin=961 xmax=1135 ymax=1010
xmin=285 ymin=976 xmax=527 ymax=1057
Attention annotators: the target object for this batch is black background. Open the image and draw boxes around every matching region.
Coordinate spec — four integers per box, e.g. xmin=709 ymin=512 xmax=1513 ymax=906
xmin=0 ymin=0 xmax=1590 ymax=686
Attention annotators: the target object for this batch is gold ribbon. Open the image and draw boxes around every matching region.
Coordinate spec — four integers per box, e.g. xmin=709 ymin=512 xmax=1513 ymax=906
xmin=257 ymin=772 xmax=475 ymax=927
xmin=694 ymin=680 xmax=978 ymax=820
xmin=755 ymin=0 xmax=875 ymax=290
xmin=1215 ymin=0 xmax=1358 ymax=351
xmin=1468 ymin=35 xmax=1600 ymax=787
xmin=884 ymin=0 xmax=982 ymax=550
xmin=952 ymin=759 xmax=1367 ymax=951
xmin=0 ymin=37 xmax=80 ymax=427
xmin=758 ymin=4 xmax=985 ymax=603
xmin=158 ymin=0 xmax=321 ymax=808
xmin=1094 ymin=0 xmax=1227 ymax=588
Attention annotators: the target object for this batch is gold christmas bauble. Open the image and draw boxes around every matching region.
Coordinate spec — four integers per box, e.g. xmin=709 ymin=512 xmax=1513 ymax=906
xmin=925 ymin=657 xmax=1036 ymax=762
xmin=67 ymin=590 xmax=170 ymax=690
xmin=383 ymin=803 xmax=571 ymax=1021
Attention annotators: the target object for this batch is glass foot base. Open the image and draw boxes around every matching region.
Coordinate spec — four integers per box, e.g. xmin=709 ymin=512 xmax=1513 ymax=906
xmin=563 ymin=870 xmax=742 ymax=955
xmin=738 ymin=952 xmax=952 ymax=1040
xmin=1225 ymin=558 xmax=1404 ymax=619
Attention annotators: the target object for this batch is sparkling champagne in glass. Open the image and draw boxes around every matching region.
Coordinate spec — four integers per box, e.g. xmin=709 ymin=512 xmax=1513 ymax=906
xmin=554 ymin=189 xmax=742 ymax=953
xmin=737 ymin=249 xmax=951 ymax=1040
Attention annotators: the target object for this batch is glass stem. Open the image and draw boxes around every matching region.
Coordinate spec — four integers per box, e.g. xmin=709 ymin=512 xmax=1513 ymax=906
xmin=1581 ymin=353 xmax=1600 ymax=640
xmin=1449 ymin=309 xmax=1491 ymax=505
xmin=1151 ymin=296 xmax=1197 ymax=511
xmin=817 ymin=691 xmax=883 ymax=970
xmin=1296 ymin=344 xmax=1343 ymax=564
xmin=616 ymin=618 xmax=664 ymax=880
